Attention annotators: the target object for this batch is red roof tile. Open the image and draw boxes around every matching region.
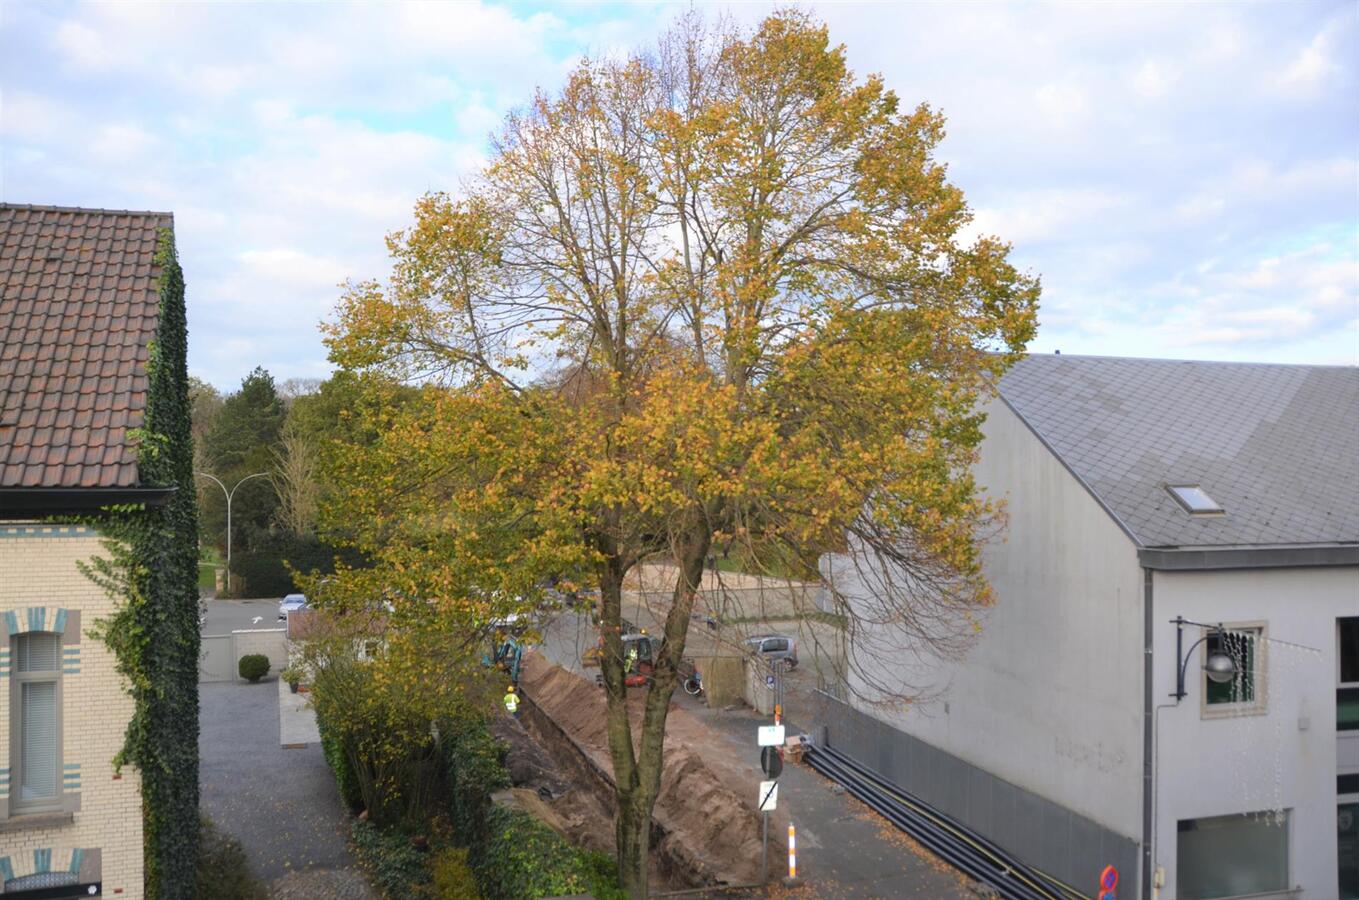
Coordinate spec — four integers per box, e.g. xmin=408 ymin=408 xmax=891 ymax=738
xmin=0 ymin=204 xmax=173 ymax=489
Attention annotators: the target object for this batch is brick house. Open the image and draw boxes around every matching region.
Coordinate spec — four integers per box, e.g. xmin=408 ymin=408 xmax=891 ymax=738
xmin=0 ymin=204 xmax=194 ymax=898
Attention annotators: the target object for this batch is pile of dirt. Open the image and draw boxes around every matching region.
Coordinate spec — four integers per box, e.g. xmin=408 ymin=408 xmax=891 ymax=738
xmin=520 ymin=653 xmax=767 ymax=887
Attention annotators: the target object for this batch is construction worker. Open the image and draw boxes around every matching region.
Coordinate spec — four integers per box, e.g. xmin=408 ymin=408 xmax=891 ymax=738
xmin=503 ymin=684 xmax=520 ymax=717
xmin=625 ymin=643 xmax=639 ymax=674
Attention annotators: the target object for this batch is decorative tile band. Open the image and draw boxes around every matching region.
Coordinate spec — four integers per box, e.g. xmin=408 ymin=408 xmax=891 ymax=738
xmin=3 ymin=607 xmax=73 ymax=637
xmin=0 ymin=524 xmax=93 ymax=539
xmin=0 ymin=847 xmax=87 ymax=880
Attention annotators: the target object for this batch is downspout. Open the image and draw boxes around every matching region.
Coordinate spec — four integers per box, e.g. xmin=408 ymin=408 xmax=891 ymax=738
xmin=1142 ymin=566 xmax=1155 ymax=900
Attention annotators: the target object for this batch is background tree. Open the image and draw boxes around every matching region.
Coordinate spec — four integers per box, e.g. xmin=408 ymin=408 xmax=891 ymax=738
xmin=200 ymin=367 xmax=284 ymax=560
xmin=272 ymin=417 xmax=320 ymax=537
xmin=323 ymin=11 xmax=1038 ymax=896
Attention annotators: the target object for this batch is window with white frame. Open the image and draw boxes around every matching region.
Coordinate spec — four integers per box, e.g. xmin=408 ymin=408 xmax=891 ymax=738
xmin=1177 ymin=811 xmax=1289 ymax=899
xmin=1340 ymin=617 xmax=1359 ymax=733
xmin=11 ymin=631 xmax=61 ymax=812
xmin=1202 ymin=624 xmax=1266 ymax=715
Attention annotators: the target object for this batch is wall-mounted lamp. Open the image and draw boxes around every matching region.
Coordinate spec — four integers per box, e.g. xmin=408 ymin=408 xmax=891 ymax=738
xmin=1171 ymin=616 xmax=1238 ymax=701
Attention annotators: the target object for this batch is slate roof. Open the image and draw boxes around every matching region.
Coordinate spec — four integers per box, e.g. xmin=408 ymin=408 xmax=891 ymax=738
xmin=997 ymin=354 xmax=1359 ymax=549
xmin=0 ymin=204 xmax=173 ymax=490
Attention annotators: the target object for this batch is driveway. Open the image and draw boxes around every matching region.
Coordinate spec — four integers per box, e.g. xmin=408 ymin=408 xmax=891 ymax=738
xmin=200 ymin=680 xmax=374 ymax=897
xmin=203 ymin=598 xmax=285 ymax=633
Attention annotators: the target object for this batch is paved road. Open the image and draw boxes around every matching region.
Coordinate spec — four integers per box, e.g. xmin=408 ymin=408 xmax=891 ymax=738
xmin=200 ymin=679 xmax=373 ymax=895
xmin=203 ymin=598 xmax=286 ymax=633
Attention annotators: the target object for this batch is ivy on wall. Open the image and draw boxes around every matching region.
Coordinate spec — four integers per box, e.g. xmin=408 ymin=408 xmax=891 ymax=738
xmin=80 ymin=228 xmax=200 ymax=898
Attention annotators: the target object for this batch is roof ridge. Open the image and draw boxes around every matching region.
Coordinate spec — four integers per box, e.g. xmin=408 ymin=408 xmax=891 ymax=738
xmin=1022 ymin=352 xmax=1356 ymax=371
xmin=0 ymin=202 xmax=174 ymax=219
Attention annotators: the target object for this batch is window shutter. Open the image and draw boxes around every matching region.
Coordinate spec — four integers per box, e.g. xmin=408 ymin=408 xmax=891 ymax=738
xmin=17 ymin=633 xmax=59 ymax=672
xmin=21 ymin=680 xmax=58 ymax=800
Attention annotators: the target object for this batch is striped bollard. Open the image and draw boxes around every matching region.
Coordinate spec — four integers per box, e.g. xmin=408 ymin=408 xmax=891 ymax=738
xmin=783 ymin=823 xmax=800 ymax=886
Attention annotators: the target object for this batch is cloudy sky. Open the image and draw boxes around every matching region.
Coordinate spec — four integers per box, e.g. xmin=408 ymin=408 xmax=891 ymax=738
xmin=2 ymin=1 xmax=1355 ymax=389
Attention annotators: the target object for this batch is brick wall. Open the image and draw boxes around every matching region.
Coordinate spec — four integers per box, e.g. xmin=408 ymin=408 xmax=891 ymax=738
xmin=0 ymin=524 xmax=144 ymax=898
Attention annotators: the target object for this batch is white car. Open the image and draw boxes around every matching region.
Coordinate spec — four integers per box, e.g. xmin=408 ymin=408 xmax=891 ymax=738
xmin=278 ymin=593 xmax=308 ymax=619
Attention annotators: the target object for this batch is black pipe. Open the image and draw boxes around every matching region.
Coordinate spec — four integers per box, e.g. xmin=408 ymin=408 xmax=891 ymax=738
xmin=805 ymin=747 xmax=1062 ymax=900
xmin=814 ymin=746 xmax=1085 ymax=900
xmin=809 ymin=752 xmax=1050 ymax=900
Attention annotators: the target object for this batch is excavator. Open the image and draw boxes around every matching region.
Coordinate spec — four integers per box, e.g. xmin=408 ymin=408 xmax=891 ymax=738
xmin=585 ymin=630 xmax=656 ymax=688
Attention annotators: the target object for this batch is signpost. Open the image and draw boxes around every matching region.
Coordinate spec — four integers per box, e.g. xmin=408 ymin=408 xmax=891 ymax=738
xmin=759 ymin=779 xmax=778 ymax=882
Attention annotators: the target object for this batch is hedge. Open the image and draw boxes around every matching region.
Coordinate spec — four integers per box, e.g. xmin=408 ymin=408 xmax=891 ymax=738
xmin=438 ymin=717 xmax=623 ymax=900
xmin=351 ymin=819 xmax=431 ymax=897
xmin=319 ymin=717 xmax=363 ymax=813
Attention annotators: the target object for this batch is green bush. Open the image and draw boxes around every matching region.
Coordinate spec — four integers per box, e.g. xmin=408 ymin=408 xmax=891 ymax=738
xmin=434 ymin=717 xmax=622 ymax=900
xmin=238 ymin=654 xmax=270 ymax=682
xmin=320 ymin=718 xmax=363 ymax=813
xmin=430 ymin=846 xmax=480 ymax=899
xmin=196 ymin=816 xmax=267 ymax=899
xmin=473 ymin=806 xmax=599 ymax=900
xmin=352 ymin=819 xmax=431 ymax=899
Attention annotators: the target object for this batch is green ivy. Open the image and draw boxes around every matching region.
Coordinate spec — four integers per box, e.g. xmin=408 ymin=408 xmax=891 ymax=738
xmin=80 ymin=229 xmax=200 ymax=898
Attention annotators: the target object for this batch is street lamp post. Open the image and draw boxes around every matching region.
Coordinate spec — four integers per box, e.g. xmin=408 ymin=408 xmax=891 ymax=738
xmin=1170 ymin=616 xmax=1239 ymax=701
xmin=195 ymin=471 xmax=270 ymax=595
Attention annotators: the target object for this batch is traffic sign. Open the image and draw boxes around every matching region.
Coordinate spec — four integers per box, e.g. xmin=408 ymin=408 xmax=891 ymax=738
xmin=1098 ymin=864 xmax=1118 ymax=900
xmin=758 ymin=724 xmax=785 ymax=746
xmin=758 ymin=780 xmax=778 ymax=811
xmin=765 ymin=674 xmax=776 ymax=687
xmin=761 ymin=745 xmax=784 ymax=778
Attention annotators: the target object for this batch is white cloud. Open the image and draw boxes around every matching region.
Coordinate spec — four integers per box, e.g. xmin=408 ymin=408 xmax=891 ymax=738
xmin=1275 ymin=20 xmax=1344 ymax=98
xmin=52 ymin=21 xmax=116 ymax=71
xmin=1131 ymin=60 xmax=1179 ymax=100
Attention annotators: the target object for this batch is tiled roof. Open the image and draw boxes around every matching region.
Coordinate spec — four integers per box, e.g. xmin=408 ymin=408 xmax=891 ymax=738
xmin=997 ymin=354 xmax=1359 ymax=549
xmin=0 ymin=204 xmax=173 ymax=490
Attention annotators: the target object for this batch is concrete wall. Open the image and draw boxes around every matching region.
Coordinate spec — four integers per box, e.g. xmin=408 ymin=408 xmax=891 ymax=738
xmin=0 ymin=524 xmax=143 ymax=898
xmin=231 ymin=628 xmax=288 ymax=679
xmin=825 ymin=396 xmax=1147 ymax=892
xmin=1152 ymin=565 xmax=1359 ymax=899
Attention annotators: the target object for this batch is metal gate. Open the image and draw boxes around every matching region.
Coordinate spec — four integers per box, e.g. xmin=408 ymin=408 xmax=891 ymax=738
xmin=199 ymin=634 xmax=234 ymax=682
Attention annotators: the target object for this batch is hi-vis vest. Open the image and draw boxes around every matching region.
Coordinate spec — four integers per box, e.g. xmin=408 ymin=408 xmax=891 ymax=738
xmin=503 ymin=692 xmax=520 ymax=713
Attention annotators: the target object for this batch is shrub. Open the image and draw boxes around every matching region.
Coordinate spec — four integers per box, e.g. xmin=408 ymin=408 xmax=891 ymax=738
xmin=352 ymin=819 xmax=431 ymax=899
xmin=473 ymin=806 xmax=595 ymax=900
xmin=429 ymin=846 xmax=480 ymax=899
xmin=196 ymin=816 xmax=267 ymax=899
xmin=320 ymin=718 xmax=363 ymax=813
xmin=238 ymin=654 xmax=270 ymax=682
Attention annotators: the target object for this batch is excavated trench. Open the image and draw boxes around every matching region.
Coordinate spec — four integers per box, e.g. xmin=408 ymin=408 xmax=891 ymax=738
xmin=498 ymin=653 xmax=770 ymax=891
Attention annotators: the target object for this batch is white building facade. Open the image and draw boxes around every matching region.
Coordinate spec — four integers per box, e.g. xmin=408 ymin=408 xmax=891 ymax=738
xmin=822 ymin=355 xmax=1359 ymax=900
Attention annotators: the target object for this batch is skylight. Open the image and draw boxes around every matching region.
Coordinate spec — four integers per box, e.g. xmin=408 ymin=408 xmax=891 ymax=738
xmin=1167 ymin=484 xmax=1224 ymax=516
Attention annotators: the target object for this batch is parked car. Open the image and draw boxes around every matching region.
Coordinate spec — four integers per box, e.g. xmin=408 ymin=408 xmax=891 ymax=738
xmin=743 ymin=633 xmax=798 ymax=669
xmin=278 ymin=593 xmax=308 ymax=619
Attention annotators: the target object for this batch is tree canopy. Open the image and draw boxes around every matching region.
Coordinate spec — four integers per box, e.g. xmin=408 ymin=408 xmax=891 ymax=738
xmin=321 ymin=11 xmax=1039 ymax=896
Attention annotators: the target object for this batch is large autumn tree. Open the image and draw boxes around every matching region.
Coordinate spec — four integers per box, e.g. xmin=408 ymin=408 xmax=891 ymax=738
xmin=322 ymin=11 xmax=1038 ymax=896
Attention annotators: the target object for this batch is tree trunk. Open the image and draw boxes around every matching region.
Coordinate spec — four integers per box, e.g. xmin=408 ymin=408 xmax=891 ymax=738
xmin=604 ymin=525 xmax=711 ymax=898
